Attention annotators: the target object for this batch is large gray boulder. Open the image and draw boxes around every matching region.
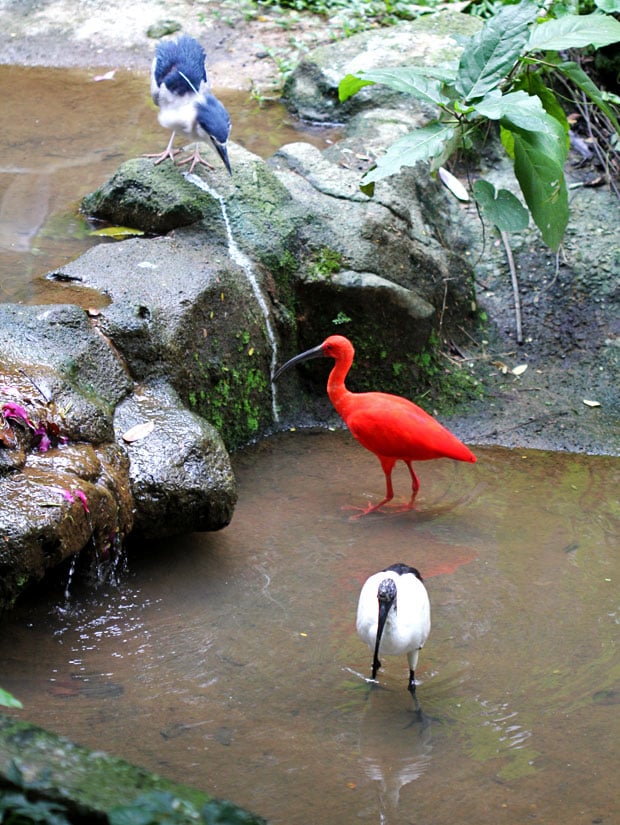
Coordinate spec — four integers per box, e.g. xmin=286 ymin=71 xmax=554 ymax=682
xmin=0 ymin=304 xmax=236 ymax=609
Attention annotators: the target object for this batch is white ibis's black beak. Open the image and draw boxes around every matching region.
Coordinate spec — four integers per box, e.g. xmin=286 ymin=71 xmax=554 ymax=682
xmin=371 ymin=578 xmax=397 ymax=680
xmin=273 ymin=343 xmax=325 ymax=381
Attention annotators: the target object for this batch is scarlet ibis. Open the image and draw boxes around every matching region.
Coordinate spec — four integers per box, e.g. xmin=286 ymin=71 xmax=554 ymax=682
xmin=146 ymin=35 xmax=232 ymax=175
xmin=357 ymin=563 xmax=431 ymax=697
xmin=274 ymin=334 xmax=477 ymax=513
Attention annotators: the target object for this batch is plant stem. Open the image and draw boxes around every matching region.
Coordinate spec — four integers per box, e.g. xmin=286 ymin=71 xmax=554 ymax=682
xmin=500 ymin=230 xmax=523 ymax=344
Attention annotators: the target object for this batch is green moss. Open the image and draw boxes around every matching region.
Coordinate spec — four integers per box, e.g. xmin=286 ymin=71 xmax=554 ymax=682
xmin=332 ymin=311 xmax=352 ymax=326
xmin=187 ymin=350 xmax=270 ymax=450
xmin=0 ymin=716 xmax=266 ymax=823
xmin=306 ymin=247 xmax=343 ymax=281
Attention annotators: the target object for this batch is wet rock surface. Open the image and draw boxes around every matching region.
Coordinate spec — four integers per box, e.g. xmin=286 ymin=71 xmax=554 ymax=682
xmin=0 ymin=714 xmax=266 ymax=824
xmin=0 ymin=303 xmax=237 ymax=608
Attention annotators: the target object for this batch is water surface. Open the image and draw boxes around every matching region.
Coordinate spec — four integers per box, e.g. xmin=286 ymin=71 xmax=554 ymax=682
xmin=1 ymin=431 xmax=618 ymax=825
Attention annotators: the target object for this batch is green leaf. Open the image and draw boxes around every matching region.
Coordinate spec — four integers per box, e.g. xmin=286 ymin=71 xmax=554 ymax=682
xmin=352 ymin=66 xmax=454 ymax=106
xmin=455 ymin=2 xmax=539 ymax=102
xmin=361 ymin=122 xmax=455 ymax=184
xmin=527 ymin=11 xmax=620 ymax=51
xmin=0 ymin=687 xmax=22 ymax=708
xmin=338 ymin=73 xmax=374 ymax=103
xmin=500 ymin=124 xmax=515 ymax=158
xmin=473 ymin=179 xmax=529 ymax=232
xmin=595 ymin=0 xmax=620 ymax=12
xmin=475 ymin=89 xmax=560 ymax=134
xmin=512 ymin=72 xmax=570 ymax=138
xmin=512 ymin=130 xmax=569 ymax=250
xmin=553 ymin=59 xmax=620 ymax=133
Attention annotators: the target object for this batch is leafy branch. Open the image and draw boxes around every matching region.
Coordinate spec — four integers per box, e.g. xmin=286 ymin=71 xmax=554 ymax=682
xmin=339 ymin=1 xmax=620 ymax=253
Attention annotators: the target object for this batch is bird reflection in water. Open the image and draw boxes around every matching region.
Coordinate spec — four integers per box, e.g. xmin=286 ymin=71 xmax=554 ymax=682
xmin=359 ymin=685 xmax=433 ymax=825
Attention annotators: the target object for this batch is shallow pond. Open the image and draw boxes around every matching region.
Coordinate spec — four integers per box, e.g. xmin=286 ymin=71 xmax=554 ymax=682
xmin=0 ymin=64 xmax=338 ymax=306
xmin=1 ymin=431 xmax=618 ymax=825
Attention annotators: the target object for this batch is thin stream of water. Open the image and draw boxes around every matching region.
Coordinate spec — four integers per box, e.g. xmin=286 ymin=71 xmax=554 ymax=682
xmin=186 ymin=172 xmax=280 ymax=422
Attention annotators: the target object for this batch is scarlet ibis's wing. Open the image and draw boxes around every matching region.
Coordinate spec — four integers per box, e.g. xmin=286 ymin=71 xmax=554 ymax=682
xmin=344 ymin=392 xmax=476 ymax=463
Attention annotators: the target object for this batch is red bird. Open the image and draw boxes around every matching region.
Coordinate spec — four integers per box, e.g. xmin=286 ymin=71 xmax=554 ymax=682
xmin=274 ymin=335 xmax=477 ymax=514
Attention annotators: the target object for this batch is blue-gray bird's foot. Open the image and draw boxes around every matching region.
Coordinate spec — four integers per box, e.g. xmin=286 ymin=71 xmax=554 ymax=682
xmin=177 ymin=149 xmax=215 ymax=174
xmin=144 ymin=148 xmax=181 ymax=165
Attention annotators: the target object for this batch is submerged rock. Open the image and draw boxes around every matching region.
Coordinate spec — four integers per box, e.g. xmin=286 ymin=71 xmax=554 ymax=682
xmin=0 ymin=714 xmax=266 ymax=824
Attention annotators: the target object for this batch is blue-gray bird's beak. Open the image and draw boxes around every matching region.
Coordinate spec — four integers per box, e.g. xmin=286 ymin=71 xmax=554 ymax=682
xmin=273 ymin=343 xmax=325 ymax=381
xmin=211 ymin=137 xmax=232 ymax=176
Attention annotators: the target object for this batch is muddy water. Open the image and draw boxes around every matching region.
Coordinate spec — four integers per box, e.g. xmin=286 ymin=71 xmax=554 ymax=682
xmin=1 ymin=431 xmax=618 ymax=825
xmin=0 ymin=65 xmax=338 ymax=306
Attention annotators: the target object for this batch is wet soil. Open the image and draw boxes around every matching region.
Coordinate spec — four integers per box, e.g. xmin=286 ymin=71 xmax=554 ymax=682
xmin=1 ymin=0 xmax=618 ymax=455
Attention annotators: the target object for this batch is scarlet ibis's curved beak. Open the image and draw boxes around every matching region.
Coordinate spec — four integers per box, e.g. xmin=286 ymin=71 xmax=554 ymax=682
xmin=273 ymin=343 xmax=325 ymax=381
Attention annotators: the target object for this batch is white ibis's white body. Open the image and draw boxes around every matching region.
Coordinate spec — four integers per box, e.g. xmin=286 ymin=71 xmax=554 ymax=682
xmin=357 ymin=564 xmax=430 ymax=691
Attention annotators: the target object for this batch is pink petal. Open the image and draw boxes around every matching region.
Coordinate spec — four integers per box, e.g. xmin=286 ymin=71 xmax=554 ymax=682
xmin=2 ymin=402 xmax=35 ymax=429
xmin=73 ymin=490 xmax=90 ymax=513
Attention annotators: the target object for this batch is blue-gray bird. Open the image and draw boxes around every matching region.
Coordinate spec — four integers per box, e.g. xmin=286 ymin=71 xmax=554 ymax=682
xmin=146 ymin=34 xmax=232 ymax=175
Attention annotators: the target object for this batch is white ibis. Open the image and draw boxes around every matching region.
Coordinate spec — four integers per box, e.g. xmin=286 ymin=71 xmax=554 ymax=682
xmin=357 ymin=563 xmax=431 ymax=697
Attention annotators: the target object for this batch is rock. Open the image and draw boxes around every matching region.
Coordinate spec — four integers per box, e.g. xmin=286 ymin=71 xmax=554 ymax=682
xmin=0 ymin=305 xmax=237 ymax=608
xmin=49 ymin=224 xmax=277 ymax=450
xmin=0 ymin=714 xmax=266 ymax=824
xmin=81 ymin=157 xmax=219 ymax=235
xmin=0 ymin=303 xmax=132 ymax=444
xmin=282 ymin=11 xmax=482 ymax=122
xmin=0 ymin=442 xmax=133 ymax=609
xmin=114 ymin=380 xmax=236 ymax=537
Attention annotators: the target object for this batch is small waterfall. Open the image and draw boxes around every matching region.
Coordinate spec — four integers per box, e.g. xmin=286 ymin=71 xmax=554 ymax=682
xmin=186 ymin=173 xmax=280 ymax=424
xmin=64 ymin=555 xmax=77 ymax=601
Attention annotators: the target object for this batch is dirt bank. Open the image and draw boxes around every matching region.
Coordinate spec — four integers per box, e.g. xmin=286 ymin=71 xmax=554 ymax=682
xmin=1 ymin=0 xmax=618 ymax=455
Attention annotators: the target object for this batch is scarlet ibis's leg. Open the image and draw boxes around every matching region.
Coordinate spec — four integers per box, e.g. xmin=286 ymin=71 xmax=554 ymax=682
xmin=144 ymin=132 xmax=180 ymax=164
xmin=404 ymin=461 xmax=421 ymax=509
xmin=349 ymin=456 xmax=396 ymax=516
xmin=177 ymin=144 xmax=215 ymax=173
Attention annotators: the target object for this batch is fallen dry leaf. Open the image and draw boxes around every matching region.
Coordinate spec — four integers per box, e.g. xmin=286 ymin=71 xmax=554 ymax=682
xmin=93 ymin=69 xmax=116 ymax=82
xmin=122 ymin=420 xmax=155 ymax=442
xmin=438 ymin=166 xmax=470 ymax=202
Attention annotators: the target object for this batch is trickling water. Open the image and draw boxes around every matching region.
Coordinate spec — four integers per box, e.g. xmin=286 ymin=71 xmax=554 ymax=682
xmin=63 ymin=556 xmax=78 ymax=601
xmin=187 ymin=172 xmax=280 ymax=423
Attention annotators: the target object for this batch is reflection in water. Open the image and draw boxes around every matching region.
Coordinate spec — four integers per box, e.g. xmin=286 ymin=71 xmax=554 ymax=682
xmin=0 ymin=434 xmax=618 ymax=825
xmin=358 ymin=688 xmax=433 ymax=825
